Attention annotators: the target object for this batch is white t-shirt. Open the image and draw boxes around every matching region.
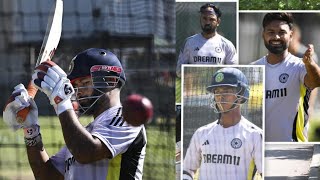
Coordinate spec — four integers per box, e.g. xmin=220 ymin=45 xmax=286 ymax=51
xmin=176 ymin=33 xmax=238 ymax=76
xmin=252 ymin=54 xmax=310 ymax=142
xmin=183 ymin=117 xmax=262 ymax=180
xmin=50 ymin=105 xmax=147 ymax=180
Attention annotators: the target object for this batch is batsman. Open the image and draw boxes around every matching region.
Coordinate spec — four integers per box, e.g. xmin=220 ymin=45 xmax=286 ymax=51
xmin=3 ymin=48 xmax=147 ymax=180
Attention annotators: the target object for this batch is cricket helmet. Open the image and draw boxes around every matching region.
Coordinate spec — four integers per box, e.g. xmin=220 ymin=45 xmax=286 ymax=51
xmin=206 ymin=67 xmax=249 ymax=113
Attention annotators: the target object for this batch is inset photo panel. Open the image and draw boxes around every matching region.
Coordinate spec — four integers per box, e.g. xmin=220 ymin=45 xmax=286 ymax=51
xmin=240 ymin=12 xmax=320 ymax=142
xmin=175 ymin=1 xmax=238 ymax=104
xmin=181 ymin=65 xmax=264 ymax=180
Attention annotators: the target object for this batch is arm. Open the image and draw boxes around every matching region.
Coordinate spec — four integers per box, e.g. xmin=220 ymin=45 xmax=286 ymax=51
xmin=32 ymin=61 xmax=112 ymax=164
xmin=303 ymin=44 xmax=320 ymax=89
xmin=26 ymin=141 xmax=63 ymax=180
xmin=225 ymin=41 xmax=238 ymax=65
xmin=183 ymin=130 xmax=201 ymax=179
xmin=58 ymin=110 xmax=112 ymax=163
xmin=2 ymin=84 xmax=63 ymax=179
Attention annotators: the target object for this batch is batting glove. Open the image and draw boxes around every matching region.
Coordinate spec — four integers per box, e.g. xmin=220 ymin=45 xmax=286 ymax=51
xmin=3 ymin=84 xmax=39 ymax=131
xmin=32 ymin=61 xmax=74 ymax=115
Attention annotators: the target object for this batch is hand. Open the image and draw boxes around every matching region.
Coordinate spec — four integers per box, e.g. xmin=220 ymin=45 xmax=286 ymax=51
xmin=3 ymin=84 xmax=38 ymax=131
xmin=303 ymin=44 xmax=315 ymax=65
xmin=32 ymin=61 xmax=74 ymax=115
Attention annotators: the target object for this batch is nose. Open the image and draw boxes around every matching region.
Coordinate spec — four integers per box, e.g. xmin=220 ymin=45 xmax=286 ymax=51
xmin=274 ymin=34 xmax=280 ymax=39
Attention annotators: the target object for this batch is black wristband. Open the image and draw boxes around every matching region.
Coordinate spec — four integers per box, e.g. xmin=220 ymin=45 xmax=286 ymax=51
xmin=24 ymin=133 xmax=42 ymax=147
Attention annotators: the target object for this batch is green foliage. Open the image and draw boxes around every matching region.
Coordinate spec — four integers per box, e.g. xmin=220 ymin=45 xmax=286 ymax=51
xmin=240 ymin=0 xmax=320 ymax=10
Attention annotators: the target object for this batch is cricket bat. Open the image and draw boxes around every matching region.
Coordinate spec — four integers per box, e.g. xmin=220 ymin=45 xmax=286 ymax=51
xmin=16 ymin=0 xmax=63 ymax=122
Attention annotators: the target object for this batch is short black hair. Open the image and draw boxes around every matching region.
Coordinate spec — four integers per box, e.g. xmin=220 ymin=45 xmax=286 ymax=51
xmin=262 ymin=13 xmax=294 ymax=30
xmin=199 ymin=3 xmax=222 ymax=18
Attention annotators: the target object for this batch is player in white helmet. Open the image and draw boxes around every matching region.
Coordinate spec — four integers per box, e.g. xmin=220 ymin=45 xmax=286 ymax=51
xmin=176 ymin=3 xmax=238 ymax=77
xmin=3 ymin=48 xmax=147 ymax=180
xmin=252 ymin=13 xmax=320 ymax=142
xmin=183 ymin=67 xmax=262 ymax=180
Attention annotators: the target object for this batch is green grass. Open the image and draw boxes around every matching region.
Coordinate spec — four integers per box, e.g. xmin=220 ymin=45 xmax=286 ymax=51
xmin=0 ymin=116 xmax=175 ymax=179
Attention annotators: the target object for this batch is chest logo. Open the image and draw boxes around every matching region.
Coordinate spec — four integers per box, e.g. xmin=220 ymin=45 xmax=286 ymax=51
xmin=279 ymin=73 xmax=289 ymax=83
xmin=231 ymin=138 xmax=242 ymax=149
xmin=215 ymin=47 xmax=222 ymax=53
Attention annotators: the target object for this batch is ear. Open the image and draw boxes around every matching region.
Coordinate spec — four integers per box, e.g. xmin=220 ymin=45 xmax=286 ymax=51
xmin=289 ymin=30 xmax=293 ymax=42
xmin=217 ymin=18 xmax=221 ymax=26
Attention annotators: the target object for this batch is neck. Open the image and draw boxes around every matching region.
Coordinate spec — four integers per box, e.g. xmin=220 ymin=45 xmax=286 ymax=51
xmin=93 ymin=88 xmax=121 ymax=119
xmin=201 ymin=31 xmax=217 ymax=39
xmin=266 ymin=50 xmax=289 ymax=64
xmin=219 ymin=107 xmax=241 ymax=128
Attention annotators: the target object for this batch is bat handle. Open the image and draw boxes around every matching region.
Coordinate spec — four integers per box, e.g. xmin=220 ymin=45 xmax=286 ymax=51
xmin=16 ymin=81 xmax=38 ymax=123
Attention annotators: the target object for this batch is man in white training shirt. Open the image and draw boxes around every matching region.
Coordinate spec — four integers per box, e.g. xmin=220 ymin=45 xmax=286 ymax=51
xmin=252 ymin=13 xmax=320 ymax=142
xmin=183 ymin=67 xmax=262 ymax=180
xmin=3 ymin=48 xmax=146 ymax=179
xmin=176 ymin=3 xmax=238 ymax=77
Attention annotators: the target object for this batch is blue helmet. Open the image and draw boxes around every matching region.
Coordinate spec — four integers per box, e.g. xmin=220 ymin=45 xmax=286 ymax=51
xmin=206 ymin=67 xmax=250 ymax=113
xmin=67 ymin=48 xmax=126 ymax=116
xmin=68 ymin=48 xmax=126 ymax=89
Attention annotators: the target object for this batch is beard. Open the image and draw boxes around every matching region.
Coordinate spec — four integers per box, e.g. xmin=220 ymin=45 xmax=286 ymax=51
xmin=202 ymin=24 xmax=216 ymax=34
xmin=264 ymin=40 xmax=288 ymax=55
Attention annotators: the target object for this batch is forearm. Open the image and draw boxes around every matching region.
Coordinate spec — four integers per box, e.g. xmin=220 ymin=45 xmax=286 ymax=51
xmin=304 ymin=61 xmax=320 ymax=88
xmin=26 ymin=139 xmax=63 ymax=180
xmin=26 ymin=142 xmax=48 ymax=179
xmin=58 ymin=110 xmax=110 ymax=163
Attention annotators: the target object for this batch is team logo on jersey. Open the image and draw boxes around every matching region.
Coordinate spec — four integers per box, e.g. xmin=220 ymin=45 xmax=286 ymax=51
xmin=231 ymin=138 xmax=242 ymax=149
xmin=279 ymin=73 xmax=289 ymax=83
xmin=215 ymin=72 xmax=224 ymax=83
xmin=194 ymin=47 xmax=200 ymax=51
xmin=215 ymin=47 xmax=222 ymax=53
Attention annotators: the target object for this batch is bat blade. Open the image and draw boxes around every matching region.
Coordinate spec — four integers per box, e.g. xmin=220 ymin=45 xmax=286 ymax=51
xmin=36 ymin=0 xmax=63 ymax=66
xmin=15 ymin=0 xmax=63 ymax=122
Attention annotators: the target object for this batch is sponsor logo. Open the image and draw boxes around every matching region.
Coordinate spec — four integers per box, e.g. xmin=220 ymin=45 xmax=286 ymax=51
xmin=193 ymin=56 xmax=222 ymax=63
xmin=279 ymin=73 xmax=289 ymax=83
xmin=65 ymin=156 xmax=76 ymax=172
xmin=202 ymin=140 xmax=209 ymax=146
xmin=90 ymin=65 xmax=122 ymax=73
xmin=194 ymin=47 xmax=200 ymax=51
xmin=266 ymin=88 xmax=287 ymax=99
xmin=203 ymin=154 xmax=240 ymax=165
xmin=231 ymin=138 xmax=242 ymax=149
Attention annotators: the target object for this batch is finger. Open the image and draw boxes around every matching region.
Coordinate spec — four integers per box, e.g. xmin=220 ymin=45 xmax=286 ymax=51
xmin=41 ymin=61 xmax=67 ymax=77
xmin=32 ymin=71 xmax=56 ymax=90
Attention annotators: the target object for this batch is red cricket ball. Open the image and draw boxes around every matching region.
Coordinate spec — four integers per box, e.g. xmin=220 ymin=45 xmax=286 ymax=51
xmin=122 ymin=94 xmax=153 ymax=126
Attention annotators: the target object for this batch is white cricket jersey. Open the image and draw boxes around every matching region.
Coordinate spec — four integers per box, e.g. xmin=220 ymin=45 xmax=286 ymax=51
xmin=252 ymin=54 xmax=309 ymax=142
xmin=176 ymin=33 xmax=238 ymax=76
xmin=183 ymin=117 xmax=262 ymax=180
xmin=50 ymin=105 xmax=147 ymax=180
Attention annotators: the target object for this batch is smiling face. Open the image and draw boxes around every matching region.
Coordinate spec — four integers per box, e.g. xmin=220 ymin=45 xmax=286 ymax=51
xmin=263 ymin=20 xmax=293 ymax=55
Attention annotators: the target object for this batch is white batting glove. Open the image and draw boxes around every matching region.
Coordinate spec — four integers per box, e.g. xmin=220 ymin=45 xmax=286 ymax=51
xmin=32 ymin=61 xmax=74 ymax=115
xmin=3 ymin=84 xmax=39 ymax=131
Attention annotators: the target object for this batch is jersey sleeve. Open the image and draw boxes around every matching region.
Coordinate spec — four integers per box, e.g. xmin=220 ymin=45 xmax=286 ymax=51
xmin=183 ymin=129 xmax=202 ymax=178
xmin=50 ymin=146 xmax=68 ymax=175
xmin=176 ymin=39 xmax=190 ymax=77
xmin=253 ymin=132 xmax=263 ymax=174
xmin=224 ymin=40 xmax=238 ymax=65
xmin=91 ymin=123 xmax=144 ymax=158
